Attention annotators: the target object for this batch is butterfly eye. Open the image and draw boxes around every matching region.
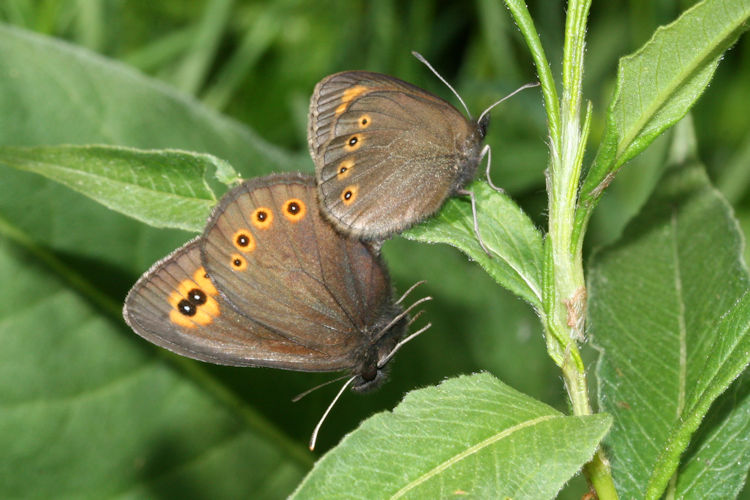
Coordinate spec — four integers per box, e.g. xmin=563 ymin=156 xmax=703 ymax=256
xmin=251 ymin=207 xmax=273 ymax=229
xmin=345 ymin=135 xmax=362 ymax=151
xmin=341 ymin=185 xmax=358 ymax=205
xmin=337 ymin=159 xmax=353 ymax=179
xmin=233 ymin=230 xmax=255 ymax=252
xmin=282 ymin=198 xmax=306 ymax=222
xmin=358 ymin=114 xmax=371 ymax=129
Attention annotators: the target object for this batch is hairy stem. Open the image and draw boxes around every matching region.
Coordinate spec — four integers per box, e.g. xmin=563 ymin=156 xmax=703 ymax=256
xmin=504 ymin=0 xmax=617 ymax=497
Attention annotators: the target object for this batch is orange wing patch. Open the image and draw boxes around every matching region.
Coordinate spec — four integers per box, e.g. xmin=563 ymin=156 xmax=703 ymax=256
xmin=232 ymin=229 xmax=256 ymax=252
xmin=167 ymin=273 xmax=220 ymax=328
xmin=230 ymin=254 xmax=248 ymax=271
xmin=341 ymin=185 xmax=358 ymax=206
xmin=251 ymin=207 xmax=273 ymax=230
xmin=193 ymin=267 xmax=218 ymax=296
xmin=337 ymin=159 xmax=354 ymax=180
xmin=345 ymin=135 xmax=362 ymax=152
xmin=335 ymin=85 xmax=368 ymax=115
xmin=358 ymin=114 xmax=371 ymax=129
xmin=282 ymin=198 xmax=307 ymax=222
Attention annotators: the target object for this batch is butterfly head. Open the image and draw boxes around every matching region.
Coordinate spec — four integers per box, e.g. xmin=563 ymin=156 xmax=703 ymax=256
xmin=350 ymin=301 xmax=408 ymax=393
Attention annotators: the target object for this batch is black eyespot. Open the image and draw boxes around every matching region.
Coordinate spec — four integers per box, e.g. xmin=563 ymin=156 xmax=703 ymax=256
xmin=187 ymin=288 xmax=206 ymax=305
xmin=361 ymin=118 xmax=368 ymax=125
xmin=177 ymin=299 xmax=196 ymax=316
xmin=233 ymin=258 xmax=242 ymax=267
xmin=287 ymin=201 xmax=300 ymax=215
xmin=349 ymin=136 xmax=358 ymax=146
xmin=339 ymin=166 xmax=347 ymax=174
xmin=344 ymin=190 xmax=353 ymax=200
xmin=256 ymin=210 xmax=267 ymax=222
xmin=236 ymin=233 xmax=250 ymax=247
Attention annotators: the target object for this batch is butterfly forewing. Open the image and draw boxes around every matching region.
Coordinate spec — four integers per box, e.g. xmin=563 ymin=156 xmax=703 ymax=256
xmin=200 ymin=173 xmax=393 ymax=359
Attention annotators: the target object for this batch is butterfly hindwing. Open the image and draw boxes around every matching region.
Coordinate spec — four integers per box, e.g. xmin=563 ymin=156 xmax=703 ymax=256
xmin=308 ymin=71 xmax=483 ymax=239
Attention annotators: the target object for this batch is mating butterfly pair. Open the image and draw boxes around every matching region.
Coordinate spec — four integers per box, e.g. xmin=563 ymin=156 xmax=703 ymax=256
xmin=124 ymin=64 xmax=499 ymax=448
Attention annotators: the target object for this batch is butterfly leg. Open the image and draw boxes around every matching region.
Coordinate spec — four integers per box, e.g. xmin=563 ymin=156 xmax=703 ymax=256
xmin=457 ymin=188 xmax=493 ymax=258
xmin=481 ymin=145 xmax=504 ymax=193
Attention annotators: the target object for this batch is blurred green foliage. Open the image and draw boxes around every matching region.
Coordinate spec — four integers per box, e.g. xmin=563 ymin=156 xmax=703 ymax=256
xmin=1 ymin=0 xmax=748 ymax=498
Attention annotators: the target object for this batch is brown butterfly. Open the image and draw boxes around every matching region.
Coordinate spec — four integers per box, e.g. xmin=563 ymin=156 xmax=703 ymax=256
xmin=308 ymin=53 xmax=537 ymax=255
xmin=123 ymin=173 xmax=429 ymax=448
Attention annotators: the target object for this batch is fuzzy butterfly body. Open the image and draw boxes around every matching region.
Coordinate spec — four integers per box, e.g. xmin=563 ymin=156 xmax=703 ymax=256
xmin=308 ymin=71 xmax=489 ymax=240
xmin=123 ymin=173 xmax=407 ymax=391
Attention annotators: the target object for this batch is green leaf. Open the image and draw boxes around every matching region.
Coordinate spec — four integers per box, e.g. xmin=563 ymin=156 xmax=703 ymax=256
xmin=0 ymin=27 xmax=314 ymax=497
xmin=0 ymin=24 xmax=306 ymax=174
xmin=0 ymin=145 xmax=236 ymax=232
xmin=291 ymin=373 xmax=612 ymax=499
xmin=0 ymin=23 xmax=568 ymax=498
xmin=403 ymin=182 xmax=544 ymax=309
xmin=675 ymin=372 xmax=750 ymax=498
xmin=0 ymin=233 xmax=309 ymax=498
xmin=576 ymin=0 xmax=750 ymax=241
xmin=382 ymin=239 xmax=555 ymax=406
xmin=589 ymin=160 xmax=750 ymax=499
xmin=716 ymin=132 xmax=750 ymax=204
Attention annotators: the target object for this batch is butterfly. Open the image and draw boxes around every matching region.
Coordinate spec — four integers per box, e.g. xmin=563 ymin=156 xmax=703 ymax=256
xmin=308 ymin=53 xmax=537 ymax=255
xmin=123 ymin=172 xmax=429 ymax=448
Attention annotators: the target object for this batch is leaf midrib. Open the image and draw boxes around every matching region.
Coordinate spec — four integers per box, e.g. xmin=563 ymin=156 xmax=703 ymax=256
xmin=670 ymin=209 xmax=688 ymax=419
xmin=11 ymin=158 xmax=216 ymax=205
xmin=390 ymin=414 xmax=557 ymax=498
xmin=615 ymin=6 xmax=749 ymax=161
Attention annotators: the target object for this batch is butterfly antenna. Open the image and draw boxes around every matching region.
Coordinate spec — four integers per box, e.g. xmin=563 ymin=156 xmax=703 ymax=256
xmin=292 ymin=374 xmax=350 ymax=402
xmin=309 ymin=375 xmax=356 ymax=451
xmin=412 ymin=51 xmax=471 ymax=118
xmin=476 ymin=82 xmax=540 ymax=125
xmin=378 ymin=321 xmax=432 ymax=369
xmin=406 ymin=309 xmax=426 ymax=327
xmin=373 ymin=296 xmax=432 ymax=343
xmin=395 ymin=280 xmax=427 ymax=305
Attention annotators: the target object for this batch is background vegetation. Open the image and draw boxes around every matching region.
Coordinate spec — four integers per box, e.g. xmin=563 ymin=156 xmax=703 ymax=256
xmin=0 ymin=0 xmax=748 ymax=498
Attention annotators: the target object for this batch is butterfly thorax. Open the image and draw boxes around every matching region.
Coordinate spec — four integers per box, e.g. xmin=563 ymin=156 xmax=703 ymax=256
xmin=350 ymin=301 xmax=408 ymax=392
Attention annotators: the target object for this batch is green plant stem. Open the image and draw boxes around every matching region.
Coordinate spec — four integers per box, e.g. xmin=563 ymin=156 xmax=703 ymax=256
xmin=505 ymin=0 xmax=617 ymax=497
xmin=503 ymin=0 xmax=560 ymax=148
